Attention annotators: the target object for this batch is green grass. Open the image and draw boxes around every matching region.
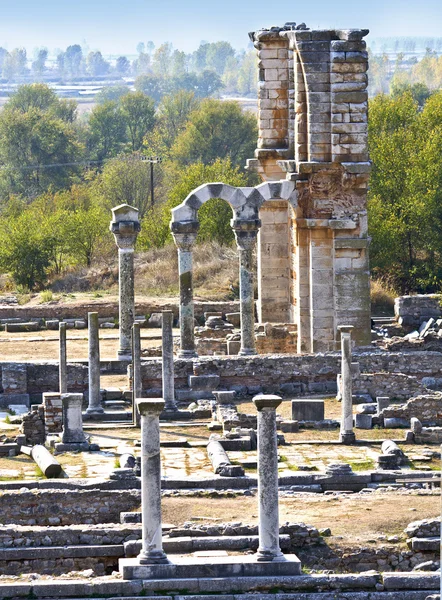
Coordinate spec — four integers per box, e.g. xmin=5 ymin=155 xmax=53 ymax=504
xmin=347 ymin=458 xmax=375 ymax=472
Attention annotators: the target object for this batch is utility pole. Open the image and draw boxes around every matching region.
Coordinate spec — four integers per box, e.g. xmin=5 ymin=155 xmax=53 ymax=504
xmin=141 ymin=156 xmax=162 ymax=207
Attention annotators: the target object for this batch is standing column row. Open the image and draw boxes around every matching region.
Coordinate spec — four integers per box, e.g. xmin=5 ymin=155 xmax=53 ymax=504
xmin=171 ymin=218 xmax=260 ymax=358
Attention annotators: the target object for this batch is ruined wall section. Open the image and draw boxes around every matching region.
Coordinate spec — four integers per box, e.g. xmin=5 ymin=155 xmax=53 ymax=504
xmin=248 ymin=25 xmax=371 ymax=351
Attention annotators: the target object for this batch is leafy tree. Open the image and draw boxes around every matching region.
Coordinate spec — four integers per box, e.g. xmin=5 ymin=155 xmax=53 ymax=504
xmin=148 ymin=91 xmax=199 ymax=153
xmin=120 ymin=92 xmax=155 ymax=151
xmin=95 ymin=85 xmax=129 ymax=104
xmin=133 ymin=53 xmax=151 ymax=76
xmin=6 ymin=83 xmax=58 ymax=112
xmin=31 ymin=48 xmax=48 ymax=77
xmin=368 ymin=90 xmax=442 ymax=292
xmin=64 ymin=44 xmax=83 ymax=77
xmin=57 ymin=185 xmax=110 ymax=267
xmin=391 ymin=81 xmax=432 ymax=106
xmin=0 ymin=107 xmax=82 ymax=198
xmin=136 ymin=42 xmax=145 ymax=55
xmin=0 ymin=48 xmax=8 ymax=72
xmin=170 ymin=99 xmax=257 ymax=169
xmin=116 ymin=56 xmax=130 ymax=76
xmin=95 ymin=154 xmax=153 ymax=219
xmin=2 ymin=48 xmax=27 ymax=80
xmin=206 ymin=41 xmax=235 ymax=75
xmin=87 ymin=101 xmax=127 ymax=161
xmin=135 ymin=75 xmax=168 ymax=103
xmin=87 ymin=51 xmax=110 ymax=77
xmin=0 ymin=209 xmax=53 ymax=289
xmin=152 ymin=43 xmax=173 ymax=78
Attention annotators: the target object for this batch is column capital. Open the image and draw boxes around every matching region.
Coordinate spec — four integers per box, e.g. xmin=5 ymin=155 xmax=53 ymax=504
xmin=231 ymin=219 xmax=261 ymax=251
xmin=253 ymin=394 xmax=282 ymax=411
xmin=171 ymin=221 xmax=200 ymax=251
xmin=136 ymin=398 xmax=165 ymax=416
xmin=110 ymin=204 xmax=141 ymax=249
xmin=338 ymin=325 xmax=354 ymax=335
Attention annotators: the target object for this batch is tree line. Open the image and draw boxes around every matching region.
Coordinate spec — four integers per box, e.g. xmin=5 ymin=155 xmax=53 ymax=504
xmin=0 ymin=40 xmax=257 ymax=99
xmin=0 ymin=83 xmax=257 ymax=290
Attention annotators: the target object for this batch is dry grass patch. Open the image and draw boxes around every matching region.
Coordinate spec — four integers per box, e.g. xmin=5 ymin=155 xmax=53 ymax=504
xmin=371 ymin=276 xmax=398 ymax=316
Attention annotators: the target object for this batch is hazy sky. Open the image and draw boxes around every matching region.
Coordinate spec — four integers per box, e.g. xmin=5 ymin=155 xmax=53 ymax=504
xmin=1 ymin=0 xmax=441 ymax=55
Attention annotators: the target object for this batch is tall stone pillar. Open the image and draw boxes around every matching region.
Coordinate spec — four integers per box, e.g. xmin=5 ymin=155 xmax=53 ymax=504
xmin=86 ymin=312 xmax=103 ymax=415
xmin=136 ymin=398 xmax=169 ymax=565
xmin=338 ymin=325 xmax=355 ymax=444
xmin=162 ymin=311 xmax=176 ymax=411
xmin=59 ymin=322 xmax=67 ymax=394
xmin=171 ymin=221 xmax=199 ymax=358
xmin=132 ymin=322 xmax=142 ymax=427
xmin=232 ymin=219 xmax=261 ymax=356
xmin=253 ymin=394 xmax=284 ymax=561
xmin=110 ymin=204 xmax=141 ymax=361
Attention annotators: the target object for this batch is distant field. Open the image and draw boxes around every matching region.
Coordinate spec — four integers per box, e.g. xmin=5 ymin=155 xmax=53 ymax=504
xmin=0 ymin=95 xmax=257 ymax=115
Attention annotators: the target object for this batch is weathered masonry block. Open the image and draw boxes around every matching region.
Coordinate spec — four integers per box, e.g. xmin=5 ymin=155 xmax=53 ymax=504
xmin=248 ymin=23 xmax=371 ymax=351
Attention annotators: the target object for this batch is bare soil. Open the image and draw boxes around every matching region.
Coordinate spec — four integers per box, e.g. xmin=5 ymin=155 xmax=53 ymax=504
xmin=162 ymin=492 xmax=439 ymax=544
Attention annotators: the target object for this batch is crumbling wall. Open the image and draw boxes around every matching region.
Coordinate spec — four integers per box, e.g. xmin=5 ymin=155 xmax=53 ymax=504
xmin=382 ymin=393 xmax=442 ymax=425
xmin=395 ymin=294 xmax=442 ymax=328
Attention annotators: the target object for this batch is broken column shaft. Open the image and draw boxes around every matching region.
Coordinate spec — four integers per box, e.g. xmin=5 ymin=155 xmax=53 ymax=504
xmin=59 ymin=322 xmax=67 ymax=394
xmin=136 ymin=398 xmax=168 ymax=564
xmin=132 ymin=322 xmax=142 ymax=427
xmin=87 ymin=312 xmax=103 ymax=414
xmin=232 ymin=219 xmax=261 ymax=356
xmin=62 ymin=393 xmax=87 ymax=444
xmin=253 ymin=394 xmax=284 ymax=561
xmin=338 ymin=325 xmax=355 ymax=444
xmin=110 ymin=204 xmax=141 ymax=361
xmin=162 ymin=311 xmax=176 ymax=411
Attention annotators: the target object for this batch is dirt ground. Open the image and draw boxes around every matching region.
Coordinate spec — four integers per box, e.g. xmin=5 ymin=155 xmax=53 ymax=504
xmin=161 ymin=492 xmax=439 ymax=544
xmin=0 ymin=328 xmax=173 ymax=360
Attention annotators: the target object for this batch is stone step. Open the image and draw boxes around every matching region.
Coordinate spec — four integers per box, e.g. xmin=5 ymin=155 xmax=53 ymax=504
xmin=410 ymin=537 xmax=440 ymax=552
xmin=0 ymin=544 xmax=123 ymax=561
xmin=82 ymin=410 xmax=132 ymax=422
xmin=120 ymin=553 xmax=302 ymax=579
xmin=0 ymin=572 xmax=435 ymax=598
xmin=124 ymin=534 xmax=292 ymax=556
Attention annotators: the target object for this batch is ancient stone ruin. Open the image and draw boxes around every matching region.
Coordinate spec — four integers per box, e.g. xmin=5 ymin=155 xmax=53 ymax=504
xmin=0 ymin=21 xmax=440 ymax=600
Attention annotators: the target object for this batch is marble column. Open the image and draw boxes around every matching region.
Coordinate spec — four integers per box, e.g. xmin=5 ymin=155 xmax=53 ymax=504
xmin=132 ymin=322 xmax=142 ymax=427
xmin=86 ymin=312 xmax=103 ymax=414
xmin=171 ymin=221 xmax=199 ymax=358
xmin=253 ymin=394 xmax=284 ymax=561
xmin=110 ymin=204 xmax=141 ymax=361
xmin=338 ymin=325 xmax=355 ymax=444
xmin=136 ymin=398 xmax=169 ymax=565
xmin=62 ymin=393 xmax=87 ymax=444
xmin=59 ymin=322 xmax=67 ymax=394
xmin=162 ymin=311 xmax=176 ymax=411
xmin=231 ymin=219 xmax=261 ymax=356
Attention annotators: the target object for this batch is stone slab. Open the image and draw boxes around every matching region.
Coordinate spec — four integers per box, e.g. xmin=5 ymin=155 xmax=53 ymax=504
xmin=120 ymin=554 xmax=302 ymax=579
xmin=292 ymin=400 xmax=324 ymax=422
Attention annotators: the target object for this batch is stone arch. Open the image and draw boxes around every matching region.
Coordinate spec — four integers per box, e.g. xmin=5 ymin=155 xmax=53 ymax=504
xmin=170 ymin=179 xmax=298 ymax=359
xmin=170 ymin=180 xmax=297 ymax=225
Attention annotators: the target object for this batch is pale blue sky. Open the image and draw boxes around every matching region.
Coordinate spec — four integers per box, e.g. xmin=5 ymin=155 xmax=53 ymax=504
xmin=0 ymin=0 xmax=441 ymax=55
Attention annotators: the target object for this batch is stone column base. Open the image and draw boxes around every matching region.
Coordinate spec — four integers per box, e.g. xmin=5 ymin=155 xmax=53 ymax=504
xmin=340 ymin=432 xmax=356 ymax=444
xmin=120 ymin=554 xmax=301 ymax=580
xmin=54 ymin=441 xmax=90 ymax=452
